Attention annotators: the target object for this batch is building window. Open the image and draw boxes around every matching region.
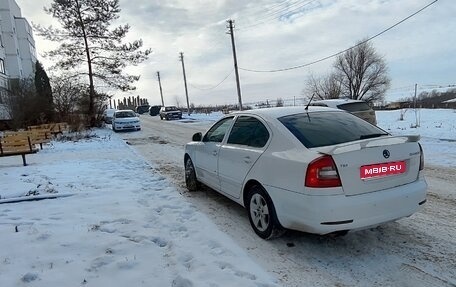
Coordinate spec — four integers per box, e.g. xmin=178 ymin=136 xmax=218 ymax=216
xmin=0 ymin=59 xmax=5 ymax=74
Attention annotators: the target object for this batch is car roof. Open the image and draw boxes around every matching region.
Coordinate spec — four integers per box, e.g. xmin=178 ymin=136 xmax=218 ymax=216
xmin=115 ymin=109 xmax=135 ymax=113
xmin=311 ymin=99 xmax=367 ymax=108
xmin=231 ymin=106 xmax=341 ymax=120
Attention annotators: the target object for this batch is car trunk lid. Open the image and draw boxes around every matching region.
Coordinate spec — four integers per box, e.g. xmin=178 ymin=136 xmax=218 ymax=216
xmin=313 ymin=135 xmax=422 ymax=196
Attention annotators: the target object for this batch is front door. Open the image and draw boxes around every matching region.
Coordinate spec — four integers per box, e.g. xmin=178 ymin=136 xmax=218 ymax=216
xmin=194 ymin=117 xmax=234 ymax=190
xmin=218 ymin=116 xmax=270 ymax=199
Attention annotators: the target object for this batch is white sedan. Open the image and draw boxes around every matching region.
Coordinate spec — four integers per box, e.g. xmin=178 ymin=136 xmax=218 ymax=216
xmin=184 ymin=107 xmax=427 ymax=239
xmin=112 ymin=110 xmax=141 ymax=132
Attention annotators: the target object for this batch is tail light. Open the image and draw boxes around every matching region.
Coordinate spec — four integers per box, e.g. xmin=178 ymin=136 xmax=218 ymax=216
xmin=419 ymin=143 xmax=424 ymax=171
xmin=305 ymin=155 xmax=342 ymax=188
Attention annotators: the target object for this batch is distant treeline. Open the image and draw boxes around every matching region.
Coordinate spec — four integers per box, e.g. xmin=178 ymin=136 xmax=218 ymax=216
xmin=383 ymin=89 xmax=456 ymax=109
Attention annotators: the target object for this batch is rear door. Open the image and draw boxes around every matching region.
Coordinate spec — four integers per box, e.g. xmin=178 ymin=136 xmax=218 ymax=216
xmin=218 ymin=116 xmax=270 ymax=199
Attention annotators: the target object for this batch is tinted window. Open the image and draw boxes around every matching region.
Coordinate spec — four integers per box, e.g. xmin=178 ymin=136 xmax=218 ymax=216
xmin=227 ymin=116 xmax=269 ymax=148
xmin=203 ymin=117 xmax=234 ymax=143
xmin=278 ymin=111 xmax=387 ymax=148
xmin=115 ymin=111 xmax=136 ymax=118
xmin=337 ymin=102 xmax=371 ymax=112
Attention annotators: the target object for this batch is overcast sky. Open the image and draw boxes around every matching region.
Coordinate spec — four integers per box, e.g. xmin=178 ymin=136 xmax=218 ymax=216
xmin=16 ymin=0 xmax=456 ymax=106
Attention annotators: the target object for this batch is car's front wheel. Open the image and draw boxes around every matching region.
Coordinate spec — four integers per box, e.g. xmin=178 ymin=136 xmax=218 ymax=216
xmin=185 ymin=157 xmax=199 ymax=191
xmin=247 ymin=185 xmax=284 ymax=239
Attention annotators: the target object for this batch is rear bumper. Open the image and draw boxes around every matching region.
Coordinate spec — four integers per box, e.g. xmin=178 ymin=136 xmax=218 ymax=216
xmin=266 ymin=176 xmax=427 ymax=234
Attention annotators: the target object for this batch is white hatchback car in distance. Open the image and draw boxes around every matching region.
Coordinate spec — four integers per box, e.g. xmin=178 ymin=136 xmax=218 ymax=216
xmin=184 ymin=107 xmax=427 ymax=239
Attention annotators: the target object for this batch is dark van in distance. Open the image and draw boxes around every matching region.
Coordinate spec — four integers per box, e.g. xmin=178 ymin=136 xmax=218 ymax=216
xmin=136 ymin=105 xmax=150 ymax=114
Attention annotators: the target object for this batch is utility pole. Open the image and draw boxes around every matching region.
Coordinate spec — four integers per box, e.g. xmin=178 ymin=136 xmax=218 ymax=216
xmin=226 ymin=19 xmax=243 ymax=110
xmin=414 ymin=83 xmax=419 ymax=127
xmin=179 ymin=52 xmax=191 ymax=116
xmin=157 ymin=71 xmax=164 ymax=106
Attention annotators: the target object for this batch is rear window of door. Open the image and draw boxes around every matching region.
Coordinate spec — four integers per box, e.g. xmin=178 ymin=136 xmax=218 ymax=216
xmin=227 ymin=116 xmax=269 ymax=148
xmin=278 ymin=111 xmax=386 ymax=148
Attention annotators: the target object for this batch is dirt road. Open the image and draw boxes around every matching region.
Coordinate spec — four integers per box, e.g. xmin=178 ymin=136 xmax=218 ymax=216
xmin=119 ymin=116 xmax=456 ymax=287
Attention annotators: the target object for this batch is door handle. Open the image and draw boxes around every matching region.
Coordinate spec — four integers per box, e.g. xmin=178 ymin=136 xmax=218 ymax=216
xmin=244 ymin=156 xmax=251 ymax=164
xmin=212 ymin=150 xmax=218 ymax=156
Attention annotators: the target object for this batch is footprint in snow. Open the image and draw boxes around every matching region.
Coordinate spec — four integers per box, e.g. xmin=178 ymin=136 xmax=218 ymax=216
xmin=87 ymin=256 xmax=115 ymax=272
xmin=36 ymin=233 xmax=51 ymax=241
xmin=170 ymin=225 xmax=188 ymax=238
xmin=216 ymin=261 xmax=257 ymax=281
xmin=178 ymin=253 xmax=194 ymax=270
xmin=21 ymin=272 xmax=39 ymax=283
xmin=172 ymin=275 xmax=193 ymax=287
xmin=150 ymin=236 xmax=168 ymax=248
xmin=117 ymin=259 xmax=138 ymax=270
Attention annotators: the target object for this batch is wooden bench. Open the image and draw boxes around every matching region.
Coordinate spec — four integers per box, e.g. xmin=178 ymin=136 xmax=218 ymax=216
xmin=0 ymin=134 xmax=38 ymax=166
xmin=4 ymin=130 xmax=51 ymax=150
xmin=30 ymin=122 xmax=69 ymax=137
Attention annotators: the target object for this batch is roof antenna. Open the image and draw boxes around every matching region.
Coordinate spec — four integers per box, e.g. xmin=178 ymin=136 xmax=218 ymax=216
xmin=305 ymin=93 xmax=315 ymax=111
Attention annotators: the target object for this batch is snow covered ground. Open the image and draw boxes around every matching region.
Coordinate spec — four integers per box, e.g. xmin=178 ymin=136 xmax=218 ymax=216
xmin=376 ymin=108 xmax=456 ymax=168
xmin=1 ymin=108 xmax=455 ymax=287
xmin=0 ymin=130 xmax=278 ymax=286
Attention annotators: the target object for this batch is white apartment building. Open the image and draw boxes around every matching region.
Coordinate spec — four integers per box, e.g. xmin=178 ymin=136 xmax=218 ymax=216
xmin=0 ymin=0 xmax=36 ymax=80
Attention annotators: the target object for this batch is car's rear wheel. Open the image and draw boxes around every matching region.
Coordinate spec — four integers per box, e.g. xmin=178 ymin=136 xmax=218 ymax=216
xmin=247 ymin=185 xmax=284 ymax=239
xmin=185 ymin=157 xmax=199 ymax=191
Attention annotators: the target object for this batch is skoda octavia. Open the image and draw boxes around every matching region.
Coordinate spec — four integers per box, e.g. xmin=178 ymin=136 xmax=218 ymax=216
xmin=184 ymin=107 xmax=427 ymax=239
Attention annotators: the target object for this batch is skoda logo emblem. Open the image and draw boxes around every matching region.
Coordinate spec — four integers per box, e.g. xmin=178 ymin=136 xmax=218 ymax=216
xmin=383 ymin=149 xmax=390 ymax=159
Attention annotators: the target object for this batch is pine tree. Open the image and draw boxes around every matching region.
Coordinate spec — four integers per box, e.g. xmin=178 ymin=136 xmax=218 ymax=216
xmin=34 ymin=61 xmax=53 ymax=122
xmin=34 ymin=0 xmax=151 ymax=126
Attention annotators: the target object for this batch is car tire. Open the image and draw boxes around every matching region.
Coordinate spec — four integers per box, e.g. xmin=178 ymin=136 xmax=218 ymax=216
xmin=185 ymin=157 xmax=199 ymax=191
xmin=247 ymin=185 xmax=285 ymax=239
xmin=160 ymin=116 xmax=163 ymax=120
xmin=112 ymin=124 xmax=118 ymax=132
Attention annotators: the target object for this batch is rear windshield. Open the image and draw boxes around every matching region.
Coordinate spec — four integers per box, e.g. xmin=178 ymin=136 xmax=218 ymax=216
xmin=278 ymin=111 xmax=387 ymax=148
xmin=337 ymin=102 xmax=371 ymax=112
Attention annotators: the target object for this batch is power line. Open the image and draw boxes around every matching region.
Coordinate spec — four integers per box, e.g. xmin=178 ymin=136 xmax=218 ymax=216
xmin=189 ymin=68 xmax=234 ymax=91
xmin=240 ymin=0 xmax=439 ymax=73
xmin=238 ymin=0 xmax=318 ymax=31
xmin=236 ymin=0 xmax=293 ymax=20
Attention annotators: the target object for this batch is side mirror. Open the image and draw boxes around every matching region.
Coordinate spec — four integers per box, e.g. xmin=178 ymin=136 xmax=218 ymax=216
xmin=192 ymin=132 xmax=202 ymax=142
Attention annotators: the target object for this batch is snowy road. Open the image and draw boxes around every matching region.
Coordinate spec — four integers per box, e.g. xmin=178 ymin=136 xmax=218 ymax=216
xmin=120 ymin=115 xmax=456 ymax=287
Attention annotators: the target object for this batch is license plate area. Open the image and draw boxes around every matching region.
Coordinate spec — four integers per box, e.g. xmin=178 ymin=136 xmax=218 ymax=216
xmin=360 ymin=161 xmax=406 ymax=180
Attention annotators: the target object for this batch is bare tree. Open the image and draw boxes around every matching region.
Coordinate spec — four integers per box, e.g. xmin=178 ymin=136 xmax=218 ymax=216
xmin=51 ymin=76 xmax=85 ymax=122
xmin=305 ymin=73 xmax=342 ymax=100
xmin=175 ymin=96 xmax=181 ymax=108
xmin=276 ymin=98 xmax=284 ymax=107
xmin=334 ymin=40 xmax=390 ymax=103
